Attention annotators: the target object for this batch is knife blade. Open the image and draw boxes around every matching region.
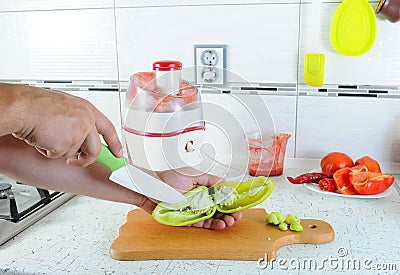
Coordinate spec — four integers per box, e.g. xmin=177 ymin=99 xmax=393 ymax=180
xmin=96 ymin=144 xmax=186 ymax=204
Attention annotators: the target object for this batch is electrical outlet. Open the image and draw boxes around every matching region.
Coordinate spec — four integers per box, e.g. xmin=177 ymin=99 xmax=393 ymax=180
xmin=200 ymin=49 xmax=219 ymax=66
xmin=194 ymin=44 xmax=226 ymax=85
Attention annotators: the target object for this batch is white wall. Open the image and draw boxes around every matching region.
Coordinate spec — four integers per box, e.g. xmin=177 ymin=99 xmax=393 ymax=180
xmin=1 ymin=1 xmax=400 ymax=163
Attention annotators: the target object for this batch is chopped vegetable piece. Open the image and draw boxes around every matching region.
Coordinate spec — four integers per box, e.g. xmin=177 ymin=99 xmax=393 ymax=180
xmin=265 ymin=213 xmax=279 ymax=225
xmin=290 ymin=221 xmax=303 ymax=232
xmin=284 ymin=214 xmax=299 ymax=225
xmin=265 ymin=212 xmax=285 ymax=225
xmin=279 ymin=222 xmax=289 ymax=231
xmin=349 ymin=171 xmax=394 ymax=195
xmin=333 ymin=165 xmax=368 ymax=195
xmin=318 ymin=178 xmax=336 ymax=192
xmin=266 ymin=212 xmax=303 ymax=232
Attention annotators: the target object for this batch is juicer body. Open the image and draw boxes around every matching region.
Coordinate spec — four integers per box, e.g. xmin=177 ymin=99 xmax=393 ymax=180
xmin=124 ymin=70 xmax=205 ymax=171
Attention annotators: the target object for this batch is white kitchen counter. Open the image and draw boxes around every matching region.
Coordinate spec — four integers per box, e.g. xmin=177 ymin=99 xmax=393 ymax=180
xmin=1 ymin=167 xmax=400 ymax=275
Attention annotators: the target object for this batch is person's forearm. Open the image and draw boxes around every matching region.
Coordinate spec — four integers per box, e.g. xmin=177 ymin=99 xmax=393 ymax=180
xmin=0 ymin=83 xmax=29 ymax=136
xmin=0 ymin=135 xmax=154 ymax=211
xmin=0 ymin=83 xmax=123 ymax=167
xmin=0 ymin=135 xmax=243 ymax=230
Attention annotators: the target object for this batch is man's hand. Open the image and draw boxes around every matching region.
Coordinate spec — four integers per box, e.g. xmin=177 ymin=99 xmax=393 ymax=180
xmin=0 ymin=83 xmax=122 ymax=167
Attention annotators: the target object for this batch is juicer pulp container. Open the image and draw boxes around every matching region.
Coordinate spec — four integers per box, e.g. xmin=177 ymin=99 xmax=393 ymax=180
xmin=124 ymin=72 xmax=205 ymax=171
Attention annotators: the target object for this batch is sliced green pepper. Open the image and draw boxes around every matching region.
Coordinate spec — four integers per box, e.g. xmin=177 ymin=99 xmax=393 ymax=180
xmin=265 ymin=212 xmax=285 ymax=225
xmin=290 ymin=221 xmax=303 ymax=232
xmin=152 ymin=176 xmax=274 ymax=226
xmin=278 ymin=222 xmax=289 ymax=231
xmin=265 ymin=212 xmax=304 ymax=232
xmin=284 ymin=214 xmax=299 ymax=225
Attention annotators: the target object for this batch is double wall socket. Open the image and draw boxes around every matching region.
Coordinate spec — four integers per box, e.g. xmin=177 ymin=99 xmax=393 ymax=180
xmin=194 ymin=44 xmax=226 ymax=85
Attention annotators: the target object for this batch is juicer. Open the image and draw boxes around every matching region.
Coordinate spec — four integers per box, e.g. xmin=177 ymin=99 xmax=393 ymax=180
xmin=123 ymin=61 xmax=205 ymax=171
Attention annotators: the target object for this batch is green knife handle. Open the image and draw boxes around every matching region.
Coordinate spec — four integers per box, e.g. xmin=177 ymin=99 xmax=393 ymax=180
xmin=96 ymin=144 xmax=126 ymax=172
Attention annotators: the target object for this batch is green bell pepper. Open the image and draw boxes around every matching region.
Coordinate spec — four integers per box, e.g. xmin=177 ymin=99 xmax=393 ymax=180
xmin=265 ymin=212 xmax=304 ymax=232
xmin=265 ymin=211 xmax=285 ymax=225
xmin=290 ymin=220 xmax=303 ymax=232
xmin=278 ymin=222 xmax=289 ymax=231
xmin=152 ymin=176 xmax=274 ymax=226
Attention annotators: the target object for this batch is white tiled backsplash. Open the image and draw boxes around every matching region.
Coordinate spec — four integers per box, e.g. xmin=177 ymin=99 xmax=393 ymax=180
xmin=1 ymin=1 xmax=400 ymax=164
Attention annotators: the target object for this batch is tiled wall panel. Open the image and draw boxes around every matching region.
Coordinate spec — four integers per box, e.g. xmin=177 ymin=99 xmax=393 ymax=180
xmin=0 ymin=0 xmax=113 ymax=12
xmin=296 ymin=96 xmax=400 ymax=162
xmin=115 ymin=0 xmax=299 ymax=7
xmin=201 ymin=94 xmax=296 ymax=159
xmin=298 ymin=2 xmax=400 ymax=86
xmin=116 ymin=0 xmax=379 ymax=5
xmin=0 ymin=9 xmax=117 ymax=80
xmin=261 ymin=95 xmax=297 ymax=157
xmin=115 ymin=4 xmax=300 ymax=83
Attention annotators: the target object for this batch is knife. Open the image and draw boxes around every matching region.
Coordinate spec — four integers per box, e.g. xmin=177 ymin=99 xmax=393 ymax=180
xmin=96 ymin=144 xmax=186 ymax=204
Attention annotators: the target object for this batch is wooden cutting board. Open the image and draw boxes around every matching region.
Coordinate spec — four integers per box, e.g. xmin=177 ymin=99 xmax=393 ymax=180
xmin=110 ymin=208 xmax=334 ymax=261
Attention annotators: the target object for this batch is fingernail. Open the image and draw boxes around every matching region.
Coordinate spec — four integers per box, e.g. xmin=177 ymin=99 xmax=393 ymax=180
xmin=118 ymin=149 xmax=124 ymax=158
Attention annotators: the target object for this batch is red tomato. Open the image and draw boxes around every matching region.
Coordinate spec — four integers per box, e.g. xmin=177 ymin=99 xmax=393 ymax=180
xmin=333 ymin=165 xmax=368 ymax=195
xmin=320 ymin=152 xmax=354 ymax=176
xmin=355 ymin=156 xmax=381 ymax=173
xmin=349 ymin=171 xmax=394 ymax=195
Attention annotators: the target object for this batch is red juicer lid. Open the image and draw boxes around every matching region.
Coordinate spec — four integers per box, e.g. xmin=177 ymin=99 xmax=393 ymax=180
xmin=153 ymin=60 xmax=182 ymax=71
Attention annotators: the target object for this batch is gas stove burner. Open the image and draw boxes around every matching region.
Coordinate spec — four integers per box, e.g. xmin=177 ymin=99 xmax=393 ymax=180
xmin=0 ymin=174 xmax=75 ymax=246
xmin=0 ymin=183 xmax=12 ymax=199
xmin=0 ymin=183 xmax=12 ymax=191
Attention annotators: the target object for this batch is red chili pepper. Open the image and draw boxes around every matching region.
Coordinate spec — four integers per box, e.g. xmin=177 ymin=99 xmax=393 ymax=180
xmin=287 ymin=172 xmax=330 ymax=184
xmin=318 ymin=178 xmax=336 ymax=192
